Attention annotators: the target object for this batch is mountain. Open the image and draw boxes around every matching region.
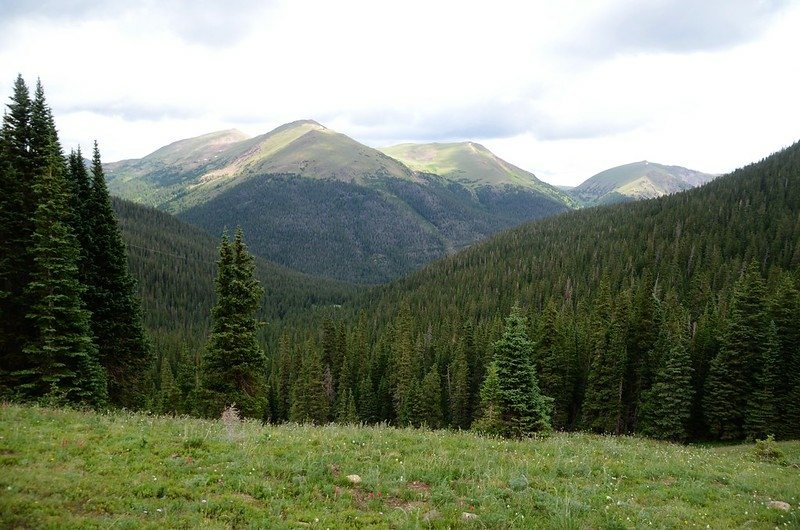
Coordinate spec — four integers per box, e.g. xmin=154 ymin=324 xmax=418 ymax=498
xmin=380 ymin=141 xmax=574 ymax=206
xmin=568 ymin=160 xmax=717 ymax=206
xmin=106 ymin=121 xmax=573 ymax=283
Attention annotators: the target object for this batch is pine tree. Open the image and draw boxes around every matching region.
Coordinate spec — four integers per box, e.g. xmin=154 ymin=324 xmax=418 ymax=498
xmin=158 ymin=356 xmax=181 ymax=415
xmin=582 ymin=282 xmax=626 ymax=434
xmin=768 ymin=275 xmax=800 ymax=439
xmin=448 ymin=348 xmax=471 ymax=429
xmin=492 ymin=305 xmax=552 ymax=438
xmin=704 ymin=263 xmax=769 ymax=440
xmin=390 ymin=304 xmax=415 ymax=418
xmin=66 ymin=147 xmax=93 ymax=277
xmin=638 ymin=307 xmax=694 ymax=441
xmin=290 ymin=345 xmax=329 ymax=424
xmin=22 ymin=151 xmax=106 ymax=405
xmin=419 ymin=365 xmax=444 ymax=429
xmin=472 ymin=362 xmax=502 ymax=436
xmin=202 ymin=229 xmax=268 ymax=419
xmin=357 ymin=372 xmax=378 ymax=424
xmin=744 ymin=322 xmax=781 ymax=440
xmin=335 ymin=387 xmax=359 ymax=424
xmin=85 ymin=142 xmax=152 ymax=407
xmin=534 ymin=299 xmax=575 ymax=430
xmin=0 ymin=75 xmax=34 ymax=391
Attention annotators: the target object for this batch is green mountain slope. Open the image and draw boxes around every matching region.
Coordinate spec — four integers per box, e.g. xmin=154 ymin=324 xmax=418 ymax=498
xmin=569 ymin=160 xmax=717 ymax=205
xmin=381 ymin=141 xmax=574 ymax=205
xmin=300 ymin=140 xmax=800 ymax=437
xmin=106 ymin=122 xmax=573 ymax=283
xmin=111 ymin=196 xmax=356 ymax=347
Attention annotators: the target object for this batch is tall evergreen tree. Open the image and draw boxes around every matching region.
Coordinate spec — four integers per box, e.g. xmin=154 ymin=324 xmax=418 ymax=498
xmin=704 ymin=263 xmax=769 ymax=440
xmin=492 ymin=305 xmax=552 ymax=438
xmin=22 ymin=134 xmax=106 ymax=405
xmin=582 ymin=282 xmax=627 ymax=434
xmin=357 ymin=372 xmax=378 ymax=424
xmin=534 ymin=299 xmax=575 ymax=430
xmin=390 ymin=304 xmax=415 ymax=419
xmin=419 ymin=364 xmax=444 ymax=429
xmin=66 ymin=147 xmax=93 ymax=276
xmin=0 ymin=75 xmax=34 ymax=391
xmin=202 ymin=229 xmax=268 ymax=418
xmin=638 ymin=305 xmax=694 ymax=442
xmin=290 ymin=345 xmax=330 ymax=424
xmin=744 ymin=322 xmax=781 ymax=441
xmin=768 ymin=275 xmax=800 ymax=439
xmin=448 ymin=347 xmax=471 ymax=429
xmin=472 ymin=361 xmax=502 ymax=436
xmin=85 ymin=142 xmax=152 ymax=407
xmin=335 ymin=387 xmax=359 ymax=424
xmin=398 ymin=376 xmax=423 ymax=427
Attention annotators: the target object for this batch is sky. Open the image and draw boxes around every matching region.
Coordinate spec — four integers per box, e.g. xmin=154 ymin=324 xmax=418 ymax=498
xmin=1 ymin=0 xmax=799 ymax=186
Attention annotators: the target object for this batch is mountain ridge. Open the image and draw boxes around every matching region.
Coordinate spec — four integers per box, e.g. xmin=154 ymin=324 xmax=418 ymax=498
xmin=569 ymin=160 xmax=716 ymax=205
xmin=105 ymin=121 xmax=574 ymax=283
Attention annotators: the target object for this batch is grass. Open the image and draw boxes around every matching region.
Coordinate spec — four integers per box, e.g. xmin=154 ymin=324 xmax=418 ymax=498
xmin=1 ymin=403 xmax=798 ymax=529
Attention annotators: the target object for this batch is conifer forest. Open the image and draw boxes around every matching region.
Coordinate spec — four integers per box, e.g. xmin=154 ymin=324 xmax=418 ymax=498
xmin=1 ymin=75 xmax=799 ymax=447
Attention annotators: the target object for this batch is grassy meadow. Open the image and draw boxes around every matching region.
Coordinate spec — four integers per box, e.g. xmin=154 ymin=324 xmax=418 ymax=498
xmin=0 ymin=403 xmax=798 ymax=529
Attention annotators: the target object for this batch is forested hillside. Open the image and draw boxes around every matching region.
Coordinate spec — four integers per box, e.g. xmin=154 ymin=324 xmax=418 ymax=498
xmin=111 ymin=196 xmax=356 ymax=366
xmin=253 ymin=140 xmax=800 ymax=441
xmin=179 ymin=172 xmax=568 ymax=282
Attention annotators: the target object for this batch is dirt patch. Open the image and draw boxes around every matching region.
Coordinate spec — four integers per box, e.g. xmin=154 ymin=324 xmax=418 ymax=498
xmin=407 ymin=481 xmax=431 ymax=493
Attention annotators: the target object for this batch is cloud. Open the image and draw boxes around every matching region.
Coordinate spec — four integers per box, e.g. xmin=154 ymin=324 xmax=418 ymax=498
xmin=321 ymin=97 xmax=645 ymax=146
xmin=564 ymin=0 xmax=792 ymax=57
xmin=57 ymin=100 xmax=198 ymax=122
xmin=0 ymin=0 xmax=272 ymax=47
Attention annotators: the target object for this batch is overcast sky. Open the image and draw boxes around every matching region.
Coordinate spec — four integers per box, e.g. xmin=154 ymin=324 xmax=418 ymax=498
xmin=2 ymin=0 xmax=799 ymax=186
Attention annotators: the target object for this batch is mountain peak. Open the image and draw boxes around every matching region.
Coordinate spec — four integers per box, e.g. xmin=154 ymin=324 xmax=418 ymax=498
xmin=570 ymin=160 xmax=717 ymax=205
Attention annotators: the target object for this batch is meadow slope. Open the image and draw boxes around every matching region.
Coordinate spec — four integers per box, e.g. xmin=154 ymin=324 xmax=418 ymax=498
xmin=1 ymin=404 xmax=798 ymax=529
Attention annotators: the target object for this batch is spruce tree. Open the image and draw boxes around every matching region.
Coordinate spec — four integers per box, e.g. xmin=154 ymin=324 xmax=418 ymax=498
xmin=357 ymin=372 xmax=378 ymax=424
xmin=290 ymin=345 xmax=329 ymax=424
xmin=390 ymin=304 xmax=415 ymax=419
xmin=744 ymin=322 xmax=781 ymax=440
xmin=335 ymin=387 xmax=359 ymax=424
xmin=448 ymin=348 xmax=471 ymax=429
xmin=0 ymin=75 xmax=34 ymax=391
xmin=85 ymin=142 xmax=152 ymax=407
xmin=398 ymin=376 xmax=423 ymax=427
xmin=534 ymin=299 xmax=574 ymax=430
xmin=66 ymin=147 xmax=93 ymax=277
xmin=638 ymin=307 xmax=694 ymax=441
xmin=768 ymin=275 xmax=800 ymax=439
xmin=472 ymin=362 xmax=502 ymax=436
xmin=492 ymin=305 xmax=552 ymax=438
xmin=22 ymin=153 xmax=106 ymax=405
xmin=420 ymin=365 xmax=444 ymax=429
xmin=158 ymin=356 xmax=181 ymax=415
xmin=582 ymin=282 xmax=627 ymax=434
xmin=202 ymin=229 xmax=268 ymax=419
xmin=704 ymin=263 xmax=769 ymax=440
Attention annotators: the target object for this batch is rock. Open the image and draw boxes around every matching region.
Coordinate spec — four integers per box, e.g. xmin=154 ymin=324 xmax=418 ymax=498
xmin=346 ymin=474 xmax=362 ymax=484
xmin=462 ymin=512 xmax=478 ymax=521
xmin=423 ymin=510 xmax=440 ymax=522
xmin=768 ymin=500 xmax=791 ymax=511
